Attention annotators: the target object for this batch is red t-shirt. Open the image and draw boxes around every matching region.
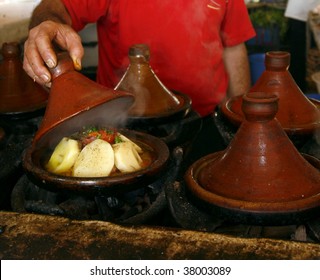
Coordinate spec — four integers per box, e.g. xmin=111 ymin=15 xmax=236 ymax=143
xmin=62 ymin=0 xmax=255 ymax=116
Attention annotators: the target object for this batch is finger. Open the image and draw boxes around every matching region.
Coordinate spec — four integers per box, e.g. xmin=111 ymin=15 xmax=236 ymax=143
xmin=29 ymin=23 xmax=58 ymax=69
xmin=54 ymin=24 xmax=84 ymax=70
xmin=23 ymin=48 xmax=51 ymax=85
xmin=68 ymin=37 xmax=84 ymax=71
xmin=23 ymin=57 xmax=38 ymax=83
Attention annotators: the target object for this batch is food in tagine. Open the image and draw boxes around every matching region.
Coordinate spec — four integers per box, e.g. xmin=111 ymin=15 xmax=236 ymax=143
xmin=46 ymin=127 xmax=153 ymax=177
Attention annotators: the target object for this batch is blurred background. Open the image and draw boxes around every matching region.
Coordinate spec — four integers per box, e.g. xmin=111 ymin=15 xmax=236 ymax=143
xmin=1 ymin=0 xmax=320 ymax=96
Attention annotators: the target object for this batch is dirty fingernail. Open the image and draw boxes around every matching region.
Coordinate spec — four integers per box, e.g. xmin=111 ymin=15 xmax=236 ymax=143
xmin=46 ymin=59 xmax=55 ymax=68
xmin=73 ymin=58 xmax=82 ymax=70
xmin=41 ymin=74 xmax=50 ymax=82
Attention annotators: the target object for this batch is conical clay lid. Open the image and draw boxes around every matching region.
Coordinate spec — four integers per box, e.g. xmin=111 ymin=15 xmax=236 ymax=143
xmin=221 ymin=51 xmax=320 ymax=135
xmin=115 ymin=44 xmax=190 ymax=119
xmin=33 ymin=52 xmax=134 ymax=145
xmin=185 ymin=92 xmax=320 ymax=224
xmin=0 ymin=42 xmax=49 ymax=117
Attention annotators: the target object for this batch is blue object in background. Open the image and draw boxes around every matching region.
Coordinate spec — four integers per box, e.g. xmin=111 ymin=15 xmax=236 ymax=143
xmin=249 ymin=53 xmax=265 ymax=85
xmin=246 ymin=26 xmax=280 ymax=48
xmin=305 ymin=93 xmax=320 ymax=100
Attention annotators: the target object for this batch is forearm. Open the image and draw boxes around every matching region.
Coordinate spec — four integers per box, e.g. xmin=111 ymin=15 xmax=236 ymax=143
xmin=29 ymin=0 xmax=72 ymax=29
xmin=223 ymin=43 xmax=251 ymax=98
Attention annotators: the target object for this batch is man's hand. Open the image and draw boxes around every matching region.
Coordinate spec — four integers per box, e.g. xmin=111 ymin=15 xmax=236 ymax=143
xmin=23 ymin=20 xmax=84 ymax=86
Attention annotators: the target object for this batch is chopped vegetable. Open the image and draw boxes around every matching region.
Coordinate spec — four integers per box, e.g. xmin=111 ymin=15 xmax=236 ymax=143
xmin=46 ymin=127 xmax=151 ymax=177
xmin=73 ymin=139 xmax=115 ymax=177
xmin=46 ymin=137 xmax=81 ymax=174
xmin=113 ymin=141 xmax=143 ymax=173
xmin=80 ymin=128 xmax=118 ymax=146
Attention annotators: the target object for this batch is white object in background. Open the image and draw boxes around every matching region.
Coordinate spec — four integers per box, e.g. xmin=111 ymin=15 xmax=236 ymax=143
xmin=313 ymin=5 xmax=320 ymax=14
xmin=285 ymin=0 xmax=320 ymax=22
xmin=0 ymin=0 xmax=41 ymax=47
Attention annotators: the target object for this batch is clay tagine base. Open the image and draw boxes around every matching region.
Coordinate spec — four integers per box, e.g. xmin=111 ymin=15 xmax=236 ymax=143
xmin=185 ymin=151 xmax=320 ymax=226
xmin=185 ymin=92 xmax=320 ymax=226
xmin=23 ymin=129 xmax=170 ymax=197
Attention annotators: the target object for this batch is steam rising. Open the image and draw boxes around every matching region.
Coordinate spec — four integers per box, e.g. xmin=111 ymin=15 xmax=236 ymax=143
xmin=37 ymin=97 xmax=133 ymax=150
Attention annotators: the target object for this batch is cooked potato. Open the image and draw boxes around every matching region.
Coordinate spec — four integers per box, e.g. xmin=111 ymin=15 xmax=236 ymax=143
xmin=73 ymin=139 xmax=114 ymax=177
xmin=118 ymin=133 xmax=142 ymax=153
xmin=113 ymin=141 xmax=143 ymax=173
xmin=46 ymin=137 xmax=81 ymax=174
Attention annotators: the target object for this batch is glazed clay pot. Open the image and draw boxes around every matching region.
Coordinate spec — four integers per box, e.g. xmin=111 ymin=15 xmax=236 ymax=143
xmin=0 ymin=42 xmax=48 ymax=118
xmin=115 ymin=44 xmax=191 ymax=123
xmin=221 ymin=51 xmax=320 ymax=136
xmin=34 ymin=52 xmax=135 ymax=147
xmin=23 ymin=128 xmax=170 ymax=196
xmin=185 ymin=92 xmax=320 ymax=225
xmin=24 ymin=52 xmax=170 ymax=196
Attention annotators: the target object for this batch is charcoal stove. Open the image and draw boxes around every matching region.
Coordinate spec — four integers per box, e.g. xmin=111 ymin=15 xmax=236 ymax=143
xmin=11 ymin=146 xmax=184 ymax=225
xmin=1 ymin=64 xmax=320 ymax=259
xmin=1 ymin=109 xmax=320 ymax=259
xmin=166 ymin=180 xmax=320 ymax=244
xmin=0 ymin=116 xmax=42 ymax=210
xmin=2 ymin=103 xmax=202 ymax=224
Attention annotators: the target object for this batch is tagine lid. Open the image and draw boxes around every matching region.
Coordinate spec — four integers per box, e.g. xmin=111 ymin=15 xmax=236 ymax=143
xmin=185 ymin=92 xmax=320 ymax=216
xmin=221 ymin=51 xmax=320 ymax=134
xmin=0 ymin=42 xmax=49 ymax=117
xmin=115 ymin=44 xmax=191 ymax=122
xmin=33 ymin=52 xmax=134 ymax=144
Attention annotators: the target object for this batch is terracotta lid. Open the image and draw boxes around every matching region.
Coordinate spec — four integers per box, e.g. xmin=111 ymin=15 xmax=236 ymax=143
xmin=185 ymin=92 xmax=320 ymax=225
xmin=115 ymin=44 xmax=191 ymax=123
xmin=33 ymin=52 xmax=134 ymax=145
xmin=221 ymin=51 xmax=320 ymax=135
xmin=0 ymin=42 xmax=49 ymax=117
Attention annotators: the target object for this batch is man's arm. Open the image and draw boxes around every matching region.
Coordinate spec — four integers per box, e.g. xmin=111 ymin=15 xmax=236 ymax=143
xmin=23 ymin=0 xmax=83 ymax=85
xmin=223 ymin=43 xmax=251 ymax=98
xmin=29 ymin=0 xmax=72 ymax=28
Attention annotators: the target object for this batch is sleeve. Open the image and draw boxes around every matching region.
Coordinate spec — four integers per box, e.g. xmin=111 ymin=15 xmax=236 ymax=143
xmin=61 ymin=0 xmax=110 ymax=31
xmin=220 ymin=0 xmax=256 ymax=47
